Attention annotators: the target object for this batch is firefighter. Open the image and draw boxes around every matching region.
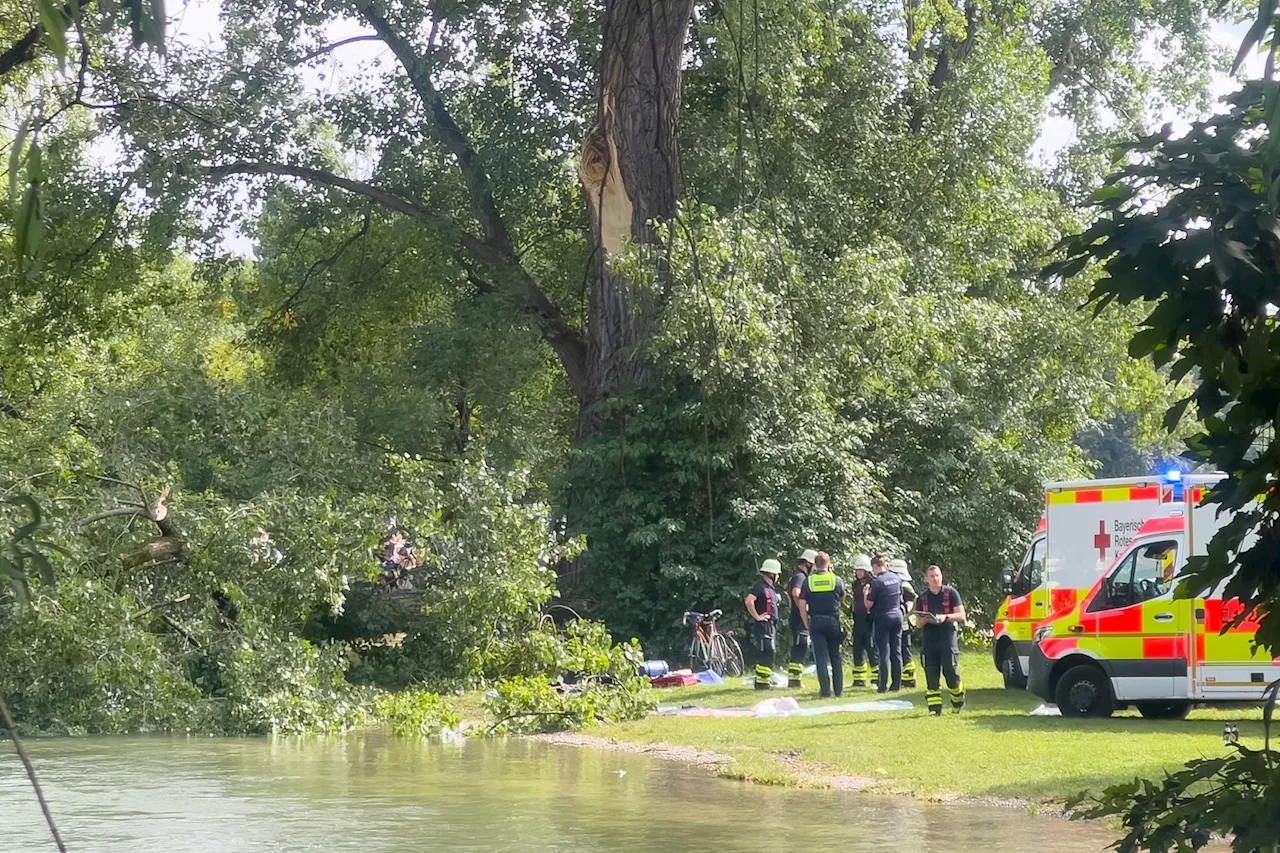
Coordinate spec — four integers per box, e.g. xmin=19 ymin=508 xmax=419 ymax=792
xmin=865 ymin=554 xmax=903 ymax=692
xmin=889 ymin=558 xmax=918 ymax=688
xmin=912 ymin=564 xmax=967 ymax=715
xmin=746 ymin=559 xmax=782 ymax=690
xmin=798 ymin=551 xmax=846 ymax=698
xmin=787 ymin=549 xmax=818 ymax=687
xmin=848 ymin=554 xmax=878 ymax=687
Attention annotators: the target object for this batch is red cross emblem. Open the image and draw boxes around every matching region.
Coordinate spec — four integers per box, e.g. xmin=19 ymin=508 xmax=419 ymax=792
xmin=1093 ymin=521 xmax=1111 ymax=561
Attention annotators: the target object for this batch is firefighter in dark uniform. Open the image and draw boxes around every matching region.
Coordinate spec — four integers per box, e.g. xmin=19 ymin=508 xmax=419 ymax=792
xmin=798 ymin=551 xmax=846 ymax=698
xmin=865 ymin=554 xmax=903 ymax=693
xmin=889 ymin=559 xmax=918 ymax=688
xmin=787 ymin=549 xmax=818 ymax=688
xmin=912 ymin=564 xmax=967 ymax=714
xmin=848 ymin=554 xmax=878 ymax=687
xmin=746 ymin=559 xmax=782 ymax=690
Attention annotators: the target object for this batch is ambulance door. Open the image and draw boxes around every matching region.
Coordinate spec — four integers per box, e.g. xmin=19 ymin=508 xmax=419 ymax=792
xmin=1003 ymin=535 xmax=1047 ymax=674
xmin=1080 ymin=536 xmax=1190 ymax=701
xmin=1191 ymin=578 xmax=1278 ymax=700
xmin=1186 ymin=487 xmax=1279 ymax=700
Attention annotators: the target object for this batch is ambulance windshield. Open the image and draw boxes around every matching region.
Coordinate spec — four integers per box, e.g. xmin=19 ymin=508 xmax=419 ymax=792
xmin=1090 ymin=539 xmax=1179 ymax=611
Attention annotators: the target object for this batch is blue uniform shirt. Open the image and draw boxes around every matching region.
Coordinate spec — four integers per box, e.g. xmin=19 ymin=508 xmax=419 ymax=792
xmin=868 ymin=571 xmax=902 ymax=616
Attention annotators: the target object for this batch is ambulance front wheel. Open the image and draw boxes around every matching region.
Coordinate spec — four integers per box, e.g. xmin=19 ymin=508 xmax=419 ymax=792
xmin=1136 ymin=701 xmax=1191 ymax=720
xmin=1000 ymin=645 xmax=1027 ymax=689
xmin=1055 ymin=664 xmax=1115 ymax=718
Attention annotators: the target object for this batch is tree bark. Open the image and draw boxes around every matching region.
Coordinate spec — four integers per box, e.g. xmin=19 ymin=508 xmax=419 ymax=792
xmin=578 ymin=0 xmax=694 ymax=436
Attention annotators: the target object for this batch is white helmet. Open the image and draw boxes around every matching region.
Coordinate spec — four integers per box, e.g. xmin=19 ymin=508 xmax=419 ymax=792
xmin=759 ymin=559 xmax=782 ymax=576
xmin=889 ymin=558 xmax=911 ymax=581
xmin=852 ymin=554 xmax=872 ymax=571
xmin=799 ymin=549 xmax=819 ymax=564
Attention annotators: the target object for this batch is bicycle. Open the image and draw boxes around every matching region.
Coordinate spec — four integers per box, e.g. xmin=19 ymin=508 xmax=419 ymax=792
xmin=683 ymin=609 xmax=745 ymax=677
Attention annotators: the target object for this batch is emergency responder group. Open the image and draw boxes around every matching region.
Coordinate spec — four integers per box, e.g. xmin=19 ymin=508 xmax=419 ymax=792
xmin=745 ymin=551 xmax=967 ymax=715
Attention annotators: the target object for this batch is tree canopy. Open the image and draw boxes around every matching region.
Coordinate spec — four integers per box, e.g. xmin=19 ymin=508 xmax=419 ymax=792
xmin=0 ymin=0 xmax=1224 ymax=731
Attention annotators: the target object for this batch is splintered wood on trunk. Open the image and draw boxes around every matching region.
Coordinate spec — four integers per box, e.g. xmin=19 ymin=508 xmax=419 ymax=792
xmin=578 ymin=0 xmax=694 ymax=435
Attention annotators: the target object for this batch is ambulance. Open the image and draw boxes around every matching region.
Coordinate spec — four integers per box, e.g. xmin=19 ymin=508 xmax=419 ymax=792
xmin=993 ymin=475 xmax=1197 ymax=689
xmin=1028 ymin=474 xmax=1280 ymax=718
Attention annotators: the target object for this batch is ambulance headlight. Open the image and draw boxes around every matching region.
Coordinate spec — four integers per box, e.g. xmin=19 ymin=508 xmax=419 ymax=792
xmin=1033 ymin=625 xmax=1055 ymax=642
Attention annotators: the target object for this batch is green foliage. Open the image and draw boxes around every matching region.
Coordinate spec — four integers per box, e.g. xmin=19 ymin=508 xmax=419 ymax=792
xmin=374 ymin=689 xmax=461 ymax=738
xmin=219 ymin=639 xmax=370 ymax=735
xmin=565 ymin=374 xmax=889 ymax=649
xmin=0 ymin=496 xmax=60 ymax=603
xmin=1052 ymin=81 xmax=1280 ymax=651
xmin=1069 ymin=745 xmax=1280 ymax=853
xmin=1049 ymin=24 xmax=1280 ymax=850
xmin=0 ymin=266 xmax=588 ymax=734
xmin=0 ymin=0 xmax=1226 ymax=736
xmin=485 ymin=620 xmax=653 ymax=734
xmin=0 ymin=577 xmax=205 ymax=735
xmin=1066 ymin=683 xmax=1280 ymax=852
xmin=411 ymin=460 xmax=580 ymax=682
xmin=9 ymin=0 xmax=167 ymax=269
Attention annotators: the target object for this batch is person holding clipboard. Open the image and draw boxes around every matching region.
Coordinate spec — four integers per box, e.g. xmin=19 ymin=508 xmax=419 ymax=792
xmin=912 ymin=564 xmax=967 ymax=715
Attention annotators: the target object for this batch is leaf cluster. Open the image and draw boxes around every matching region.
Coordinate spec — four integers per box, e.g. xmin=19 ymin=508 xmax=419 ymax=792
xmin=1051 ymin=81 xmax=1280 ymax=650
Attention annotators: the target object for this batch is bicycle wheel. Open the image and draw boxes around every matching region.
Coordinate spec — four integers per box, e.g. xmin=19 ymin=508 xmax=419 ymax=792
xmin=689 ymin=634 xmax=710 ymax=671
xmin=721 ymin=634 xmax=745 ymax=677
xmin=708 ymin=634 xmax=729 ymax=675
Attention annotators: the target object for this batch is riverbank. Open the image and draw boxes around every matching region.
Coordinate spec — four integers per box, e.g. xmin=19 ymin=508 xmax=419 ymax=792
xmin=577 ymin=651 xmax=1268 ymax=807
xmin=4 ymin=734 xmax=1128 ymax=852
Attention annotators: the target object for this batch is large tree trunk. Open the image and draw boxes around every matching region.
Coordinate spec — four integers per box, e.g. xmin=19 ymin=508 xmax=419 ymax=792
xmin=577 ymin=0 xmax=694 ymax=438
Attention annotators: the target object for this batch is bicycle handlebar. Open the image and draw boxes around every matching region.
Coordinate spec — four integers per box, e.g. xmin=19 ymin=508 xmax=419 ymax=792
xmin=684 ymin=608 xmax=724 ymax=624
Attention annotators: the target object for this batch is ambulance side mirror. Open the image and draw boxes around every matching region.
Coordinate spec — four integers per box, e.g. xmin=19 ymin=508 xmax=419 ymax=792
xmin=1001 ymin=568 xmax=1014 ymax=596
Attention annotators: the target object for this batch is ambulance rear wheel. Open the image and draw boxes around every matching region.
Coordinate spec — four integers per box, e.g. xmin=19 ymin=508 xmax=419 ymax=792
xmin=1001 ymin=646 xmax=1027 ymax=690
xmin=1055 ymin=665 xmax=1115 ymax=718
xmin=1136 ymin=701 xmax=1191 ymax=720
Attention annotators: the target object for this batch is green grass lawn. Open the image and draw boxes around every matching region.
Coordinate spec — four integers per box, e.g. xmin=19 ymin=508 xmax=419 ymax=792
xmin=594 ymin=651 xmax=1269 ymax=804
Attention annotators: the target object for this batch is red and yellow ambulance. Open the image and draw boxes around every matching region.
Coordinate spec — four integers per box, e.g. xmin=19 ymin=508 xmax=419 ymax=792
xmin=1028 ymin=474 xmax=1280 ymax=718
xmin=993 ymin=476 xmax=1193 ymax=689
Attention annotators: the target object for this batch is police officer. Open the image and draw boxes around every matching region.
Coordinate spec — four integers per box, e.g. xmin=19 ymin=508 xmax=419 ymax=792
xmin=912 ymin=564 xmax=967 ymax=714
xmin=889 ymin=559 xmax=918 ymax=688
xmin=787 ymin=549 xmax=818 ymax=688
xmin=865 ymin=554 xmax=903 ymax=693
xmin=798 ymin=551 xmax=846 ymax=698
xmin=847 ymin=554 xmax=878 ymax=687
xmin=746 ymin=559 xmax=782 ymax=690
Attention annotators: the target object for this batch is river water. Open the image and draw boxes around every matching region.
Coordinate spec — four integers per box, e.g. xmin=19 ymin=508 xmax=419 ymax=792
xmin=2 ymin=734 xmax=1121 ymax=852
